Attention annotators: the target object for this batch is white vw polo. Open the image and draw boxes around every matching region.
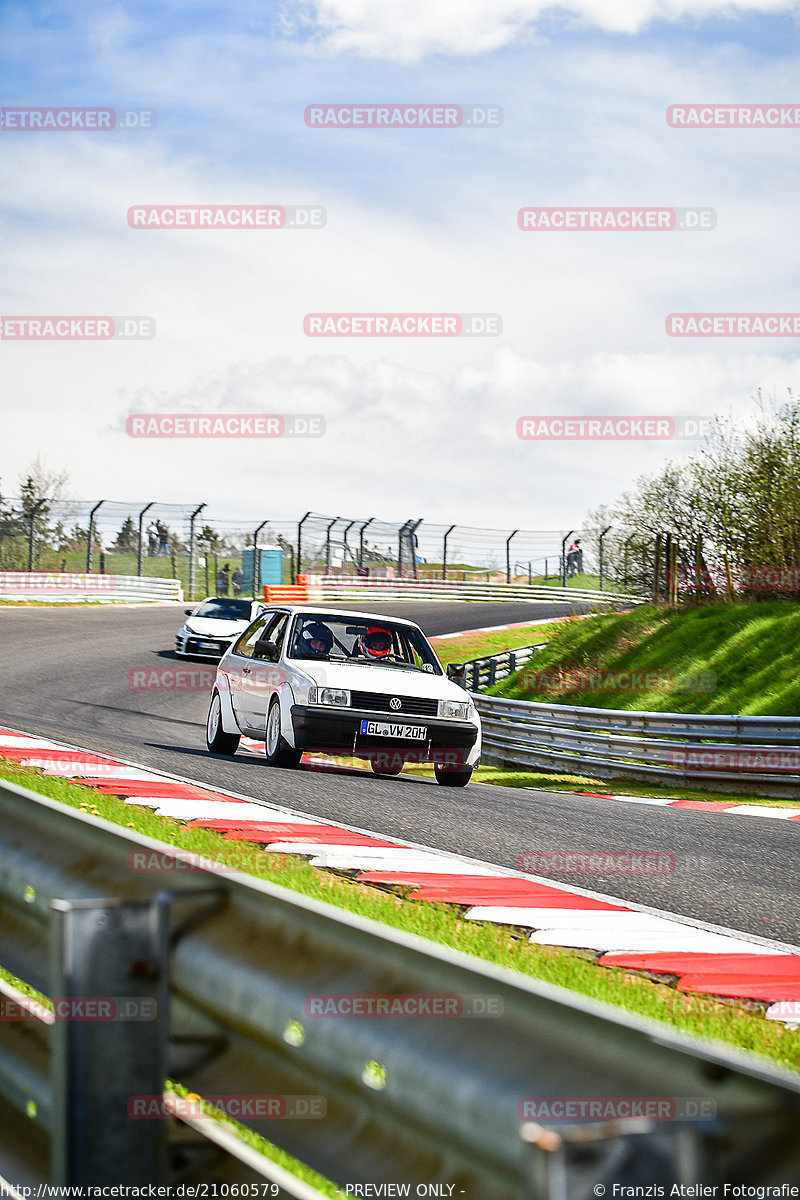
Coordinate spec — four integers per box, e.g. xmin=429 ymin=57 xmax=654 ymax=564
xmin=205 ymin=605 xmax=481 ymax=786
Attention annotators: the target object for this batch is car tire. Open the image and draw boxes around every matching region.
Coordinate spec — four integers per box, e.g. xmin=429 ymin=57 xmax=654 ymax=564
xmin=434 ymin=764 xmax=473 ymax=787
xmin=265 ymin=696 xmax=302 ymax=768
xmin=206 ymin=691 xmax=240 ymax=756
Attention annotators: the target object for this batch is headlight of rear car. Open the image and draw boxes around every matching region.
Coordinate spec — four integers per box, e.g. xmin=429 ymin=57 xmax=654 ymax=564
xmin=438 ymin=699 xmax=471 ymax=720
xmin=309 ymin=687 xmax=351 ymax=707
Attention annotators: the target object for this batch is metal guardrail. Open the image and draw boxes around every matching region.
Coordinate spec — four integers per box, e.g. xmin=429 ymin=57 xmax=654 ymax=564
xmin=0 ymin=571 xmax=183 ymax=603
xmin=2 ymin=778 xmax=800 ymax=1193
xmin=447 ymin=644 xmax=545 ymax=691
xmin=474 ymin=694 xmax=800 ymax=797
xmin=305 ymin=576 xmax=644 ymax=605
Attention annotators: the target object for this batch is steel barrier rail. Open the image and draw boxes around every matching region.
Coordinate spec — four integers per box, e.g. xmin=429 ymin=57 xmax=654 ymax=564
xmin=304 ymin=576 xmax=644 ymax=605
xmin=447 ymin=644 xmax=545 ymax=691
xmin=2 ymin=780 xmax=800 ymax=1193
xmin=474 ymin=694 xmax=800 ymax=797
xmin=0 ymin=571 xmax=183 ymax=603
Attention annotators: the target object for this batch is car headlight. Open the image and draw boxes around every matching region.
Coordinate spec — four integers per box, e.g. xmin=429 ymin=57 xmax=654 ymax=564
xmin=179 ymin=624 xmax=193 ymax=636
xmin=309 ymin=687 xmax=351 ymax=707
xmin=438 ymin=699 xmax=471 ymax=720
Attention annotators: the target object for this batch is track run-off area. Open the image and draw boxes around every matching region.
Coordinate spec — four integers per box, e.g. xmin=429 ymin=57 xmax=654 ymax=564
xmin=0 ymin=599 xmax=798 ymax=946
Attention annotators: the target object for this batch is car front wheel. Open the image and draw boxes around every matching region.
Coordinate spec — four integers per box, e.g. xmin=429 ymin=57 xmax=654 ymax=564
xmin=206 ymin=691 xmax=240 ymax=756
xmin=265 ymin=696 xmax=302 ymax=768
xmin=434 ymin=763 xmax=473 ymax=787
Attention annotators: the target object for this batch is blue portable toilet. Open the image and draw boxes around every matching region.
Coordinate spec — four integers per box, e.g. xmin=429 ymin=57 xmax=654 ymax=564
xmin=242 ymin=546 xmax=283 ymax=594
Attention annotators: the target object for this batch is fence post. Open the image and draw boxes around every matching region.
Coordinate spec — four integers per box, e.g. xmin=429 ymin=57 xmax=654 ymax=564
xmin=253 ymin=520 xmax=269 ymax=596
xmin=442 ymin=524 xmax=456 ymax=581
xmin=296 ymin=511 xmax=312 ymax=582
xmin=27 ymin=498 xmax=47 ymax=571
xmin=598 ymin=525 xmax=612 ymax=591
xmin=358 ymin=517 xmax=375 ymax=571
xmin=325 ymin=516 xmax=339 ymax=572
xmin=561 ymin=530 xmax=575 ymax=587
xmin=50 ymin=896 xmax=170 ymax=1184
xmin=505 ymin=530 xmax=518 ymax=584
xmin=85 ymin=501 xmax=104 ymax=573
xmin=188 ymin=503 xmax=206 ymax=601
xmin=136 ymin=502 xmax=154 ymax=576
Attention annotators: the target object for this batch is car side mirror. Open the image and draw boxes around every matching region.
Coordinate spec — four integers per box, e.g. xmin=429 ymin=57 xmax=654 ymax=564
xmin=253 ymin=638 xmax=279 ymax=661
xmin=446 ymin=663 xmax=467 ymax=689
xmin=184 ymin=609 xmax=192 ymax=615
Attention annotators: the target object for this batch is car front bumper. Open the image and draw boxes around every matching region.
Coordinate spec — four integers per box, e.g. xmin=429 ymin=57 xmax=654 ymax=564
xmin=175 ymin=634 xmax=233 ymax=659
xmin=290 ymin=705 xmax=480 ymax=765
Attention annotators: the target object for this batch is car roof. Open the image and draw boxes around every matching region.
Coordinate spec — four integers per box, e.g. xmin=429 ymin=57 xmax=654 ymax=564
xmin=262 ymin=603 xmax=422 ymax=628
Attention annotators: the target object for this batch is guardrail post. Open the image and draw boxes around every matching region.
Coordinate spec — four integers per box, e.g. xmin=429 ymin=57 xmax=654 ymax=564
xmin=50 ymin=896 xmax=169 ymax=1185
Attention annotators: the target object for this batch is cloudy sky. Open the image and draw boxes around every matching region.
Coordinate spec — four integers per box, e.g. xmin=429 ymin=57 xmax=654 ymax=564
xmin=1 ymin=0 xmax=799 ymax=535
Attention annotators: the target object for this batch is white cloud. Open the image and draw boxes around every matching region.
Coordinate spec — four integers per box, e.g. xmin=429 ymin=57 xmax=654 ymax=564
xmin=287 ymin=0 xmax=798 ymax=60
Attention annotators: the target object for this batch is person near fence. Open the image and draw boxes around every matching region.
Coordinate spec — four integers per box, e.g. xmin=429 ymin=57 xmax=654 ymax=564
xmin=231 ymin=566 xmax=244 ymax=596
xmin=157 ymin=520 xmax=170 ymax=556
xmin=147 ymin=520 xmax=158 ymax=557
xmin=567 ymin=538 xmax=583 ymax=577
xmin=217 ymin=563 xmax=230 ymax=595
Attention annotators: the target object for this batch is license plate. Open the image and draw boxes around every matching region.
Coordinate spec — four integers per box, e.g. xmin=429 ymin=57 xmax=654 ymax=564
xmin=360 ymin=720 xmax=427 ymax=741
xmin=199 ymin=641 xmax=221 ymax=651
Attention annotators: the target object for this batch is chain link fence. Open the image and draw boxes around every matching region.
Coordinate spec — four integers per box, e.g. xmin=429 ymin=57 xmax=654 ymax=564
xmin=0 ymin=496 xmax=655 ymax=600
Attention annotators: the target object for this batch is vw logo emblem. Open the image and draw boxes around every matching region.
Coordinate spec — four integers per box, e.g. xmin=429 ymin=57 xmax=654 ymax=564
xmin=389 ymin=697 xmax=402 ymax=711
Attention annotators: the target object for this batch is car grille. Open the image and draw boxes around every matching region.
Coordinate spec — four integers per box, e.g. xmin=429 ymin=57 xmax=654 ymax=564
xmin=350 ymin=691 xmax=438 ymax=717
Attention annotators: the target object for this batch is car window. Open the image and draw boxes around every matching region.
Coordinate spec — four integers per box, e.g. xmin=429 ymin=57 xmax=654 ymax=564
xmin=268 ymin=613 xmax=290 ymax=653
xmin=286 ymin=614 xmax=442 ymax=674
xmin=233 ymin=615 xmax=270 ymax=658
xmin=195 ymin=598 xmax=253 ymax=620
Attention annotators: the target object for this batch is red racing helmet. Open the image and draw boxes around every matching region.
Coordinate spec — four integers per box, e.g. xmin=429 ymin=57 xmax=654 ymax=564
xmin=363 ymin=626 xmax=392 ymax=659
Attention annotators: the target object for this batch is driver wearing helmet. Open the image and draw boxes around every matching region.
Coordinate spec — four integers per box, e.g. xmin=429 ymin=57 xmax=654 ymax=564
xmin=299 ymin=620 xmax=333 ymax=657
xmin=356 ymin=626 xmax=393 ymax=660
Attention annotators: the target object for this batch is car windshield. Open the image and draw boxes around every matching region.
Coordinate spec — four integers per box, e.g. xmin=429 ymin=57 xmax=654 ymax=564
xmin=194 ymin=599 xmax=252 ymax=620
xmin=288 ymin=614 xmax=442 ymax=674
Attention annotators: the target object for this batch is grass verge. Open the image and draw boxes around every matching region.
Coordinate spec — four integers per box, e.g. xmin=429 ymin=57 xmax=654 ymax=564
xmin=0 ymin=757 xmax=797 ymax=1074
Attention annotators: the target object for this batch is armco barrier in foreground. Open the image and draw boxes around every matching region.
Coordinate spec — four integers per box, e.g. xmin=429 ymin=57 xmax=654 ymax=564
xmin=303 ymin=575 xmax=644 ymax=605
xmin=475 ymin=694 xmax=800 ymax=797
xmin=0 ymin=571 xmax=183 ymax=603
xmin=1 ymin=781 xmax=800 ymax=1192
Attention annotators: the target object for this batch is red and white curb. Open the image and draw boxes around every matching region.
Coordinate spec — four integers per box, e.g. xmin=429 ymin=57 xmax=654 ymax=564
xmin=567 ymin=790 xmax=800 ymax=821
xmin=431 ymin=611 xmax=610 ymax=641
xmin=2 ymin=725 xmax=800 ymax=1026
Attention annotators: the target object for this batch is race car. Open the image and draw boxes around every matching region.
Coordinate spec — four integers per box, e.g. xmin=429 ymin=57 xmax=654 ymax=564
xmin=175 ymin=597 xmax=266 ymax=659
xmin=204 ymin=605 xmax=481 ymax=786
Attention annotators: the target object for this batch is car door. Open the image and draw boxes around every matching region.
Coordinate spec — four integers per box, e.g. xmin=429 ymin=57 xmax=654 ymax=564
xmin=235 ymin=609 xmax=291 ymax=729
xmin=242 ymin=611 xmax=292 ymax=730
xmin=227 ymin=612 xmax=272 ymax=733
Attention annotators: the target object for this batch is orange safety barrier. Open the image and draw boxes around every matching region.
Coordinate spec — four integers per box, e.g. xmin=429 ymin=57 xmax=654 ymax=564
xmin=262 ymin=583 xmax=310 ymax=602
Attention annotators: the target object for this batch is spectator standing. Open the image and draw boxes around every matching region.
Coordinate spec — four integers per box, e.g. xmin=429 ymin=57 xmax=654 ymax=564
xmin=147 ymin=520 xmax=158 ymax=557
xmin=566 ymin=538 xmax=583 ymax=577
xmin=232 ymin=566 xmax=244 ymax=596
xmin=157 ymin=520 xmax=170 ymax=556
xmin=217 ymin=563 xmax=230 ymax=595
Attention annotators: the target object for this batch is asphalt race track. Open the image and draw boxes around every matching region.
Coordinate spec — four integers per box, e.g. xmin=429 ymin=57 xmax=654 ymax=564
xmin=0 ymin=600 xmax=797 ymax=946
